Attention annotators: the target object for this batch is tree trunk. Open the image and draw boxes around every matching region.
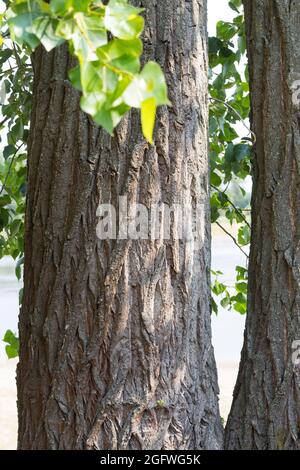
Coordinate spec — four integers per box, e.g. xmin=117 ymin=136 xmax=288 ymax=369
xmin=17 ymin=0 xmax=223 ymax=450
xmin=225 ymin=0 xmax=300 ymax=450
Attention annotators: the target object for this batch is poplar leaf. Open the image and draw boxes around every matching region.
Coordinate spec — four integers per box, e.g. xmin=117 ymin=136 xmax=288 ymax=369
xmin=141 ymin=97 xmax=156 ymax=144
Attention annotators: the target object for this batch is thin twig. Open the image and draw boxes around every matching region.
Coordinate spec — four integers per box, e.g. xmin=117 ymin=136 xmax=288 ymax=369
xmin=0 ymin=143 xmax=24 ymax=196
xmin=215 ymin=221 xmax=249 ymax=258
xmin=211 ymin=183 xmax=251 ymax=229
xmin=12 ymin=43 xmax=28 ymax=96
xmin=209 ymin=96 xmax=256 ymax=144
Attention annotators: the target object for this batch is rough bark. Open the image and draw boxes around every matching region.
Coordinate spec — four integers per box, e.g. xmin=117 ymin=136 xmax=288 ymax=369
xmin=17 ymin=0 xmax=223 ymax=450
xmin=225 ymin=0 xmax=300 ymax=450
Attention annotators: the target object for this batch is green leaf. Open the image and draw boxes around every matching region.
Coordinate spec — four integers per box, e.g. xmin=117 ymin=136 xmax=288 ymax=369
xmin=15 ymin=256 xmax=24 ymax=280
xmin=94 ymin=102 xmax=129 ymax=135
xmin=3 ymin=144 xmax=16 ymax=160
xmin=50 ymin=0 xmax=91 ymax=16
xmin=212 ymin=280 xmax=227 ymax=296
xmin=0 ymin=195 xmax=11 ymax=207
xmin=5 ymin=345 xmax=19 ymax=359
xmin=55 ymin=18 xmax=75 ymax=40
xmin=224 ymin=142 xmax=234 ymax=162
xmin=10 ymin=119 xmax=24 ymax=143
xmin=97 ymin=38 xmax=142 ymax=75
xmin=211 ymin=171 xmax=222 ymax=186
xmin=80 ymin=72 xmax=131 ymax=132
xmin=79 ymin=61 xmax=104 ymax=93
xmin=140 ymin=62 xmax=170 ymax=106
xmin=221 ymin=296 xmax=231 ymax=308
xmin=80 ymin=91 xmax=106 ymax=116
xmin=10 ymin=219 xmax=21 ymax=238
xmin=68 ymin=65 xmax=82 ymax=91
xmin=72 ymin=0 xmax=90 ymax=12
xmin=236 ymin=266 xmax=248 ymax=281
xmin=51 ymin=0 xmax=90 ymax=15
xmin=0 ymin=49 xmax=13 ymax=65
xmin=236 ymin=282 xmax=248 ymax=294
xmin=31 ymin=17 xmax=64 ymax=51
xmin=228 ymin=1 xmax=240 ymax=13
xmin=233 ymin=302 xmax=247 ymax=315
xmin=234 ymin=143 xmax=250 ymax=162
xmin=3 ymin=329 xmax=19 ymax=359
xmin=50 ymin=0 xmax=71 ymax=15
xmin=216 ymin=21 xmax=237 ymax=41
xmin=211 ymin=296 xmax=218 ymax=315
xmin=74 ymin=12 xmax=107 ymax=52
xmin=104 ymin=0 xmax=144 ymax=40
xmin=124 ymin=61 xmax=170 ymax=108
xmin=8 ymin=12 xmax=41 ymax=49
xmin=238 ymin=225 xmax=250 ymax=246
xmin=209 ymin=37 xmax=223 ymax=54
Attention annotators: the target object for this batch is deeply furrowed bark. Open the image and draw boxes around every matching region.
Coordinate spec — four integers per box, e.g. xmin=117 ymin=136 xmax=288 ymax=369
xmin=225 ymin=0 xmax=300 ymax=450
xmin=17 ymin=0 xmax=223 ymax=450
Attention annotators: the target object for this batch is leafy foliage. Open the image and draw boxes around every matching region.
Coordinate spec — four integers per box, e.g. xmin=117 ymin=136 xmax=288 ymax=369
xmin=0 ymin=28 xmax=30 ymax=271
xmin=7 ymin=0 xmax=170 ymax=143
xmin=209 ymin=0 xmax=252 ymax=315
xmin=211 ymin=266 xmax=248 ymax=316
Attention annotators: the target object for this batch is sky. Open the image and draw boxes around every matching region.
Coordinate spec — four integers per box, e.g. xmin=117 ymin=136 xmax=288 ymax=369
xmin=208 ymin=0 xmax=235 ymax=36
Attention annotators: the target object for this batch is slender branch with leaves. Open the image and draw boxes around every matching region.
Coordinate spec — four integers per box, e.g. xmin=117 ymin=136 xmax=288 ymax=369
xmin=209 ymin=0 xmax=251 ymax=315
